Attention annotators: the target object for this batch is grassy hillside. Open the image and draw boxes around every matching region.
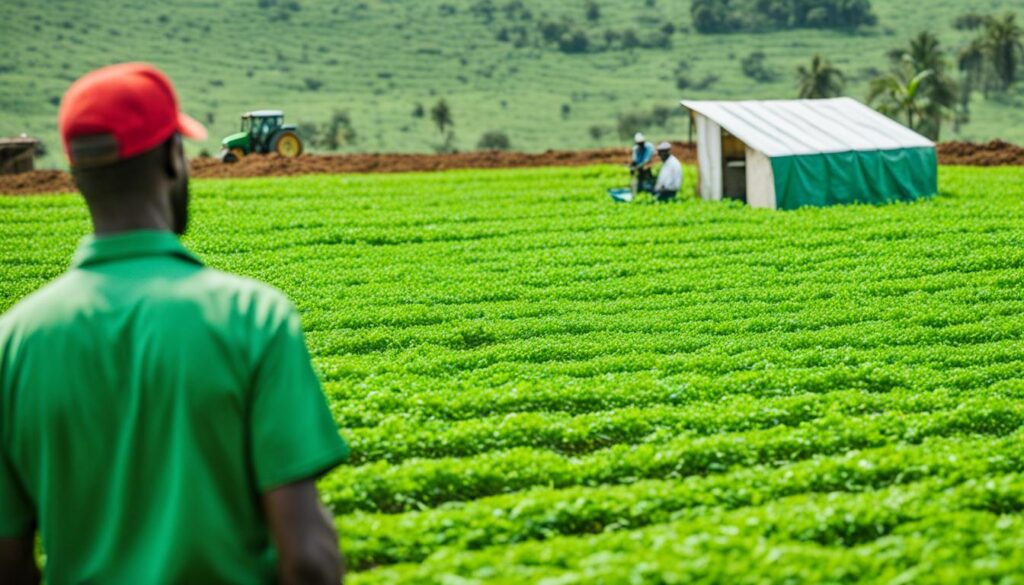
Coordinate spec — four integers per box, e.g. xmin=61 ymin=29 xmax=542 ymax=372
xmin=3 ymin=165 xmax=1024 ymax=581
xmin=2 ymin=0 xmax=1023 ymax=168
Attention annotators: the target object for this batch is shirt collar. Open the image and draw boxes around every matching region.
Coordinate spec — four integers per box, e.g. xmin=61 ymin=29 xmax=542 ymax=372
xmin=71 ymin=230 xmax=203 ymax=269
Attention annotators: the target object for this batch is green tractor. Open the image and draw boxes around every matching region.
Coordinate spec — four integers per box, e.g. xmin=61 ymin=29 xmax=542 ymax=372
xmin=219 ymin=110 xmax=303 ymax=162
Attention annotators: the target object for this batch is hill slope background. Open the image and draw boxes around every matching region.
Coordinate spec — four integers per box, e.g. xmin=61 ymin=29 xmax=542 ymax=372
xmin=3 ymin=0 xmax=1023 ymax=168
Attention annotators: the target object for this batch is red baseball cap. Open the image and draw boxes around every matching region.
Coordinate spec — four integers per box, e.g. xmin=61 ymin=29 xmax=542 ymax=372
xmin=59 ymin=63 xmax=207 ymax=167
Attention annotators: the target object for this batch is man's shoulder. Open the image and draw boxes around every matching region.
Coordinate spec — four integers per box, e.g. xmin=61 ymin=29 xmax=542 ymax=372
xmin=0 ymin=272 xmax=83 ymax=333
xmin=190 ymin=268 xmax=304 ymax=353
xmin=191 ymin=267 xmax=297 ymax=320
xmin=0 ymin=266 xmax=296 ymax=340
xmin=194 ymin=267 xmax=287 ymax=300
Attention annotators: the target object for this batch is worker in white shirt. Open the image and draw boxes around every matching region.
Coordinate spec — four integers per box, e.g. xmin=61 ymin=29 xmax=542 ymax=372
xmin=653 ymin=142 xmax=682 ymax=202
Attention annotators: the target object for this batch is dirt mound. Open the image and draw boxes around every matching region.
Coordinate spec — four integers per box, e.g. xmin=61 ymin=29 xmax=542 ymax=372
xmin=189 ymin=142 xmax=697 ymax=179
xmin=936 ymin=140 xmax=1024 ymax=166
xmin=3 ymin=140 xmax=1020 ymax=196
xmin=0 ymin=170 xmax=76 ymax=196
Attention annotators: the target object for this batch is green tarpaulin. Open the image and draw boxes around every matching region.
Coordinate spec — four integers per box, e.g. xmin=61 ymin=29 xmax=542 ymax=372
xmin=771 ymin=147 xmax=938 ymax=210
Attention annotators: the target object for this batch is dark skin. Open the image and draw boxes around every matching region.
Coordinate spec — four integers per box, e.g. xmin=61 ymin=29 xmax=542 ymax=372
xmin=0 ymin=135 xmax=343 ymax=585
xmin=0 ymin=529 xmax=39 ymax=585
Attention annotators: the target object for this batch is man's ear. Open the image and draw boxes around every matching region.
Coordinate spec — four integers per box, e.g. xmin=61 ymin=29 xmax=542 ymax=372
xmin=166 ymin=133 xmax=185 ymax=180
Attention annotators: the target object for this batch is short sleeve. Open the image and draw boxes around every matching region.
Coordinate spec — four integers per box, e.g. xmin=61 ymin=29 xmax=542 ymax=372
xmin=0 ymin=444 xmax=33 ymax=537
xmin=249 ymin=302 xmax=349 ymax=491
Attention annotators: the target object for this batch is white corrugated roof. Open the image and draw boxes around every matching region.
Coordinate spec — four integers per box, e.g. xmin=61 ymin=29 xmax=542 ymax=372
xmin=680 ymin=98 xmax=934 ymax=158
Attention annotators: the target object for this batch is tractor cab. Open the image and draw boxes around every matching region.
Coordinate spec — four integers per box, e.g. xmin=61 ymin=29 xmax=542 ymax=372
xmin=241 ymin=111 xmax=282 ymax=139
xmin=219 ymin=110 xmax=303 ymax=162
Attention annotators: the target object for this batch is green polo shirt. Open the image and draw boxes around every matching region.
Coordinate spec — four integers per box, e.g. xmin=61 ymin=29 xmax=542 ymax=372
xmin=0 ymin=230 xmax=348 ymax=584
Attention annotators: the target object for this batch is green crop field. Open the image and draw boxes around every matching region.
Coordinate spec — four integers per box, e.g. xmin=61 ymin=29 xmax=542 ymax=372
xmin=3 ymin=0 xmax=1024 ymax=168
xmin=2 ymin=165 xmax=1023 ymax=582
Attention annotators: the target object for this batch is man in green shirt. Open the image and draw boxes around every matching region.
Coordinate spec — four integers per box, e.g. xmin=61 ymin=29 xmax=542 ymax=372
xmin=0 ymin=63 xmax=349 ymax=584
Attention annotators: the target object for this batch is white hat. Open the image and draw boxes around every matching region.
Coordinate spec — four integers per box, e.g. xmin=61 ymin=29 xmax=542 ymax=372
xmin=634 ymin=132 xmax=645 ymax=142
xmin=657 ymin=141 xmax=672 ymax=151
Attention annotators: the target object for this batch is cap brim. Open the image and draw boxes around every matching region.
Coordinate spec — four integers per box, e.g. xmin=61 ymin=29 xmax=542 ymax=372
xmin=177 ymin=112 xmax=207 ymax=141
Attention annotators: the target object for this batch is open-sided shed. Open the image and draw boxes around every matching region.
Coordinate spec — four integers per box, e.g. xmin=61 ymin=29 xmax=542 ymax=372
xmin=0 ymin=136 xmax=41 ymax=175
xmin=681 ymin=98 xmax=937 ymax=210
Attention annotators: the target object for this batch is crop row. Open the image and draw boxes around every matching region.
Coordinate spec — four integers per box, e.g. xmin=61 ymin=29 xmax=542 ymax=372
xmin=219 ymin=237 xmax=1021 ymax=295
xmin=305 ymin=307 xmax=1023 ymax=383
xmin=273 ymin=257 xmax=1020 ymax=311
xmin=326 ymin=364 xmax=1024 ymax=429
xmin=351 ymin=474 xmax=1024 ymax=584
xmin=338 ymin=434 xmax=1022 ymax=569
xmin=300 ymin=293 xmax=1023 ymax=355
xmin=290 ymin=278 xmax=1021 ymax=332
xmin=342 ymin=385 xmax=1012 ymax=465
xmin=320 ymin=398 xmax=1024 ymax=514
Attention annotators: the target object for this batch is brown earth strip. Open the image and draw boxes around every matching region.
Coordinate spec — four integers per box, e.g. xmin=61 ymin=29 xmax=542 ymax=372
xmin=935 ymin=140 xmax=1024 ymax=166
xmin=189 ymin=142 xmax=697 ymax=180
xmin=0 ymin=170 xmax=74 ymax=196
xmin=2 ymin=140 xmax=1021 ymax=196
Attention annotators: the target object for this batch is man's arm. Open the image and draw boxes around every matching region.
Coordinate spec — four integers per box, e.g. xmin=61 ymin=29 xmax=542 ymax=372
xmin=0 ymin=435 xmax=38 ymax=585
xmin=642 ymin=143 xmax=658 ymax=168
xmin=263 ymin=479 xmax=343 ymax=585
xmin=0 ymin=531 xmax=40 ymax=585
xmin=248 ymin=297 xmax=350 ymax=583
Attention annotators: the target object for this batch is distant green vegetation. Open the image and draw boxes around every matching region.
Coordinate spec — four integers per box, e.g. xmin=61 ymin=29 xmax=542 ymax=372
xmin=691 ymin=0 xmax=876 ymax=33
xmin=1 ymin=0 xmax=1023 ymax=168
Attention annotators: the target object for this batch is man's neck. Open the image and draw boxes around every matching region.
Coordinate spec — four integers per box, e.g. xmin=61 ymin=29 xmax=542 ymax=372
xmin=87 ymin=198 xmax=173 ymax=237
xmin=92 ymin=219 xmax=172 ymax=237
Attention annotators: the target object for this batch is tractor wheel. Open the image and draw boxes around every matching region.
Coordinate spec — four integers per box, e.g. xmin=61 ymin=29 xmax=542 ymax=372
xmin=271 ymin=131 xmax=303 ymax=158
xmin=219 ymin=149 xmax=239 ymax=163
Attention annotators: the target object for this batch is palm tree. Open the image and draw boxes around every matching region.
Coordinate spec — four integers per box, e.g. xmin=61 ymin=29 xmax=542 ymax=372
xmin=981 ymin=13 xmax=1024 ymax=89
xmin=878 ymin=33 xmax=959 ymax=139
xmin=868 ymin=62 xmax=936 ymax=133
xmin=796 ymin=55 xmax=845 ymax=99
xmin=954 ymin=39 xmax=988 ymax=131
xmin=904 ymin=31 xmax=947 ymax=72
xmin=959 ymin=38 xmax=990 ymax=97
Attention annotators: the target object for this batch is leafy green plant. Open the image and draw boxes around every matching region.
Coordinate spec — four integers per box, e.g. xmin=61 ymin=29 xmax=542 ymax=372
xmin=3 ymin=164 xmax=1024 ymax=583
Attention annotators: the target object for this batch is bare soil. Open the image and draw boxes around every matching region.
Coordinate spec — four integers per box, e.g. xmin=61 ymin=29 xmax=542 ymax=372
xmin=189 ymin=142 xmax=696 ymax=180
xmin=2 ymin=140 xmax=1020 ymax=196
xmin=935 ymin=140 xmax=1024 ymax=167
xmin=0 ymin=170 xmax=74 ymax=196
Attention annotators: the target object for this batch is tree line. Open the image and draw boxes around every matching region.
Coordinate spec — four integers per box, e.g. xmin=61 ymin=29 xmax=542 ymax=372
xmin=692 ymin=0 xmax=876 ymax=33
xmin=469 ymin=0 xmax=877 ymax=53
xmin=472 ymin=0 xmax=673 ymax=54
xmin=797 ymin=13 xmax=1023 ymax=140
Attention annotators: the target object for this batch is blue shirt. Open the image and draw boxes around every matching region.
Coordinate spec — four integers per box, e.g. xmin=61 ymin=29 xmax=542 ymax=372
xmin=632 ymin=142 xmax=654 ymax=166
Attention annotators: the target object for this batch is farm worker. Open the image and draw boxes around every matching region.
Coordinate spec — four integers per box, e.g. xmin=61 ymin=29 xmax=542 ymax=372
xmin=629 ymin=131 xmax=655 ymax=196
xmin=0 ymin=64 xmax=348 ymax=585
xmin=654 ymin=141 xmax=683 ymax=202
